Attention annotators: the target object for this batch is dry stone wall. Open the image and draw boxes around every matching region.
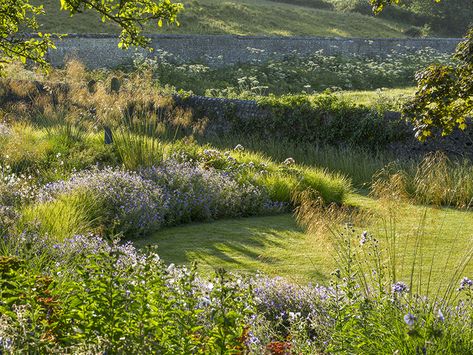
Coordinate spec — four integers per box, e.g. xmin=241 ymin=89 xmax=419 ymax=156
xmin=46 ymin=34 xmax=462 ymax=69
xmin=175 ymin=95 xmax=473 ymax=160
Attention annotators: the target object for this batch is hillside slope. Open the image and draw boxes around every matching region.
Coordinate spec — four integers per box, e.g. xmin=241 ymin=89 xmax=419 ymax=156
xmin=37 ymin=0 xmax=412 ymax=38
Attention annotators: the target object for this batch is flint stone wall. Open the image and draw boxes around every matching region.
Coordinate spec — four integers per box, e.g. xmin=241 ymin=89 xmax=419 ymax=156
xmin=46 ymin=34 xmax=462 ymax=69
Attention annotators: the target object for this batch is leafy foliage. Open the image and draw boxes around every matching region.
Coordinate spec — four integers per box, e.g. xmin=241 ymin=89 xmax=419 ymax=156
xmin=369 ymin=1 xmax=473 ymax=141
xmin=0 ymin=1 xmax=55 ymax=69
xmin=0 ymin=0 xmax=183 ymax=73
xmin=403 ymin=29 xmax=473 ymax=140
xmin=250 ymin=93 xmax=408 ymax=149
xmin=59 ymin=0 xmax=183 ymax=48
xmin=0 ymin=241 xmax=254 ymax=353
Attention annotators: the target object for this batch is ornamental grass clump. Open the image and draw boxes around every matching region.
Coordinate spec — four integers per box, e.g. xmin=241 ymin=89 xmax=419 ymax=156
xmin=179 ymin=142 xmax=351 ymax=205
xmin=371 ymin=152 xmax=473 ymax=209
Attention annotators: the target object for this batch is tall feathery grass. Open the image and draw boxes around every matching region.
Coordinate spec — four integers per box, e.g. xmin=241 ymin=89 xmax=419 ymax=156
xmin=372 ymin=152 xmax=473 ymax=209
xmin=294 ymin=189 xmax=473 ymax=352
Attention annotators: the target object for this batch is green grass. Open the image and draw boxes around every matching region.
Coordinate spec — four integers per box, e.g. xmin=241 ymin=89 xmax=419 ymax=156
xmin=134 ymin=214 xmax=335 ymax=283
xmin=135 ymin=194 xmax=473 ymax=290
xmin=335 ymin=87 xmax=415 ymax=107
xmin=37 ymin=0 xmax=413 ymax=37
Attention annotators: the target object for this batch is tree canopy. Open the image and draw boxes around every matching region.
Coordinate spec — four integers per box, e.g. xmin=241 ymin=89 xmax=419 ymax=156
xmin=0 ymin=0 xmax=183 ymax=72
xmin=371 ymin=0 xmax=473 ymax=141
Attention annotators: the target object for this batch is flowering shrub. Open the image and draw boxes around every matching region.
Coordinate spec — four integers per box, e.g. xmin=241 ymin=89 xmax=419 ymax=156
xmin=141 ymin=160 xmax=280 ymax=224
xmin=37 ymin=167 xmax=167 ymax=236
xmin=33 ymin=161 xmax=285 ymax=237
xmin=0 ymin=235 xmax=253 ymax=354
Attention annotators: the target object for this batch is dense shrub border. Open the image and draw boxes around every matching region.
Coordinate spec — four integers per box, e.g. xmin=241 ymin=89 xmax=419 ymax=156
xmin=253 ymin=94 xmax=408 ymax=148
xmin=175 ymin=92 xmax=410 ymax=150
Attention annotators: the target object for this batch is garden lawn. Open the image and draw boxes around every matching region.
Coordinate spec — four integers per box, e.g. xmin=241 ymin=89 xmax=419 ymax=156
xmin=134 ymin=214 xmax=335 ymax=284
xmin=136 ymin=193 xmax=473 ymax=291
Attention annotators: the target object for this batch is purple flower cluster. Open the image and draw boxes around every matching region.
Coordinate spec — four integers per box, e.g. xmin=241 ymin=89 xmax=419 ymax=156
xmin=53 ymin=234 xmax=144 ymax=267
xmin=35 ymin=161 xmax=286 ymax=237
xmin=252 ymin=276 xmax=331 ymax=324
xmin=3 ymin=231 xmax=149 ymax=278
xmin=459 ymin=277 xmax=473 ymax=291
xmin=38 ymin=167 xmax=166 ymax=235
xmin=141 ymin=160 xmax=285 ymax=223
xmin=392 ymin=281 xmax=409 ymax=295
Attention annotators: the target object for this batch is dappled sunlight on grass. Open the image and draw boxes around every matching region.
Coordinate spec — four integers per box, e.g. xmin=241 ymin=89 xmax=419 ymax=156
xmin=135 ymin=214 xmax=335 ymax=283
xmin=137 ymin=194 xmax=473 ymax=291
xmin=38 ymin=0 xmax=410 ymax=37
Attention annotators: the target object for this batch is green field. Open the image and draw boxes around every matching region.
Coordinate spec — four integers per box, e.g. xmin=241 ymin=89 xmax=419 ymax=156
xmin=38 ymin=0 xmax=413 ymax=37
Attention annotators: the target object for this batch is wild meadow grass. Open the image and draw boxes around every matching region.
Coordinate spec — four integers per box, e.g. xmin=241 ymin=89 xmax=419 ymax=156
xmin=372 ymin=152 xmax=473 ymax=209
xmin=38 ymin=0 xmax=414 ymax=37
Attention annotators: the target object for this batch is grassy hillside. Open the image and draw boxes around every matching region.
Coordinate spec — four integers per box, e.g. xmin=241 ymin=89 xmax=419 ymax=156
xmin=38 ymin=0 xmax=413 ymax=38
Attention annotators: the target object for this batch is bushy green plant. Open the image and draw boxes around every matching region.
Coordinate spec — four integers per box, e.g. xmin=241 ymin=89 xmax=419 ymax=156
xmin=114 ymin=112 xmax=165 ymax=170
xmin=0 ymin=235 xmax=254 ymax=353
xmin=134 ymin=47 xmax=452 ymax=97
xmin=244 ymin=93 xmax=409 ymax=149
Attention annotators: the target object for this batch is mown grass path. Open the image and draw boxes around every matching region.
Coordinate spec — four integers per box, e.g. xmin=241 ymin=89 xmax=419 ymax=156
xmin=136 ymin=193 xmax=473 ymax=290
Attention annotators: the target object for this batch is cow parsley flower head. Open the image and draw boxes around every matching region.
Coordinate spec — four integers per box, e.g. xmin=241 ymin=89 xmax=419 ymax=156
xmin=283 ymin=157 xmax=295 ymax=166
xmin=234 ymin=144 xmax=245 ymax=152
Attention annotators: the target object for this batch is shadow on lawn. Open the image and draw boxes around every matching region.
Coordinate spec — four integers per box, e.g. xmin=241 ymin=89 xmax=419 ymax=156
xmin=132 ymin=214 xmax=330 ymax=281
